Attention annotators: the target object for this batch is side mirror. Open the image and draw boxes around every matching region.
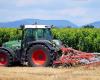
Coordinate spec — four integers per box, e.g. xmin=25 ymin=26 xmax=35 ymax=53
xmin=16 ymin=25 xmax=24 ymax=34
xmin=51 ymin=25 xmax=56 ymax=28
xmin=20 ymin=25 xmax=24 ymax=30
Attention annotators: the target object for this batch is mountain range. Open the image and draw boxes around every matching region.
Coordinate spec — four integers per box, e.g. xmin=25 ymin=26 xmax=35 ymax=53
xmin=0 ymin=19 xmax=78 ymax=28
xmin=0 ymin=19 xmax=99 ymax=28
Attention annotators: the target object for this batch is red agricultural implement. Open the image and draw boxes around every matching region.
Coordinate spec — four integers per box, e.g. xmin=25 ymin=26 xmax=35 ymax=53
xmin=53 ymin=46 xmax=100 ymax=67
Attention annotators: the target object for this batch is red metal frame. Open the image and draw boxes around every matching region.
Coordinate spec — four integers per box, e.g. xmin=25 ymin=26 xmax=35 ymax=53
xmin=53 ymin=46 xmax=100 ymax=66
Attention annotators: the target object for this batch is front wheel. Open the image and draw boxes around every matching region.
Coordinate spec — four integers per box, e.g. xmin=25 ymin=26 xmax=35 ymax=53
xmin=0 ymin=49 xmax=12 ymax=66
xmin=27 ymin=44 xmax=54 ymax=67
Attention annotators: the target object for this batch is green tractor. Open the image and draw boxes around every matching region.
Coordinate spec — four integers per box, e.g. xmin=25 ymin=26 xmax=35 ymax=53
xmin=0 ymin=25 xmax=61 ymax=67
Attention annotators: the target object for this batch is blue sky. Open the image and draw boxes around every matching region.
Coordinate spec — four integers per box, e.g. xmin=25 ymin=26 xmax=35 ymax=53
xmin=0 ymin=0 xmax=100 ymax=26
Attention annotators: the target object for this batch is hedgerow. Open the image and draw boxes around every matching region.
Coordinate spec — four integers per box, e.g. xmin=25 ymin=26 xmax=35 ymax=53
xmin=52 ymin=28 xmax=100 ymax=52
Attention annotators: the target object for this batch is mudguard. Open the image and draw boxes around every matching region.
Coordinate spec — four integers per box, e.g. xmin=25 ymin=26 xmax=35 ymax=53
xmin=27 ymin=40 xmax=55 ymax=51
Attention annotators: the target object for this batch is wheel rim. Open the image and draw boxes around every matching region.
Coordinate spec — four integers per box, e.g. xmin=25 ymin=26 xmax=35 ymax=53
xmin=0 ymin=53 xmax=7 ymax=66
xmin=32 ymin=49 xmax=47 ymax=66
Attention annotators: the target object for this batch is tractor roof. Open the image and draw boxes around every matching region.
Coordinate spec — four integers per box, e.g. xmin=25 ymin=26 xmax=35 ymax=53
xmin=25 ymin=25 xmax=51 ymax=29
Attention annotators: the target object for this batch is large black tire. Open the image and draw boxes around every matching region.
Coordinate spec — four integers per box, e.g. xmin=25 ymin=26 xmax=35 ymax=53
xmin=27 ymin=44 xmax=54 ymax=67
xmin=0 ymin=49 xmax=12 ymax=67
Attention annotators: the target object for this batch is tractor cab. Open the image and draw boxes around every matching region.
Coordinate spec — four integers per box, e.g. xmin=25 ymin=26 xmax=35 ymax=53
xmin=23 ymin=25 xmax=53 ymax=42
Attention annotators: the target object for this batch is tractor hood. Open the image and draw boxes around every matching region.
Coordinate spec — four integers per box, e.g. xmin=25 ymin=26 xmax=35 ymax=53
xmin=2 ymin=39 xmax=62 ymax=51
xmin=2 ymin=40 xmax=21 ymax=51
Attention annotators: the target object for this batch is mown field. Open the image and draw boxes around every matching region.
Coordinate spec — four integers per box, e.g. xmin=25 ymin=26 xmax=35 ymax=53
xmin=0 ymin=66 xmax=100 ymax=80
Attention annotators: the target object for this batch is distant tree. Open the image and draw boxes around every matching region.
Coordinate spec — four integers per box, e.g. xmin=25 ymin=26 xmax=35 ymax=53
xmin=82 ymin=25 xmax=94 ymax=28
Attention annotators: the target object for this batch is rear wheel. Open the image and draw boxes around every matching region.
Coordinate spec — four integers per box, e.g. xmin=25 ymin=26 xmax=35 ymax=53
xmin=0 ymin=49 xmax=12 ymax=66
xmin=27 ymin=44 xmax=54 ymax=67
